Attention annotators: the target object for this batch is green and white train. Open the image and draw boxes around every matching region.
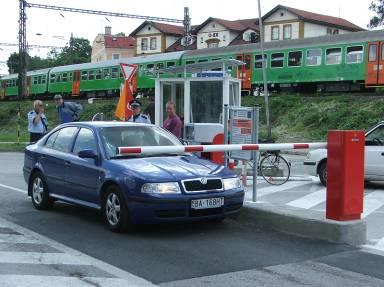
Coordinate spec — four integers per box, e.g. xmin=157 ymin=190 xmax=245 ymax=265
xmin=2 ymin=29 xmax=384 ymax=100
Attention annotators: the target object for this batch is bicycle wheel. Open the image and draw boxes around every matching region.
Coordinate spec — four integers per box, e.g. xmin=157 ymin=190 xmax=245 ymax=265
xmin=260 ymin=153 xmax=290 ymax=185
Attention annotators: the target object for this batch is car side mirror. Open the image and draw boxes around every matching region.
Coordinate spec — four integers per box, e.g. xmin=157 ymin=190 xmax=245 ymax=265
xmin=78 ymin=149 xmax=98 ymax=159
xmin=179 ymin=139 xmax=189 ymax=145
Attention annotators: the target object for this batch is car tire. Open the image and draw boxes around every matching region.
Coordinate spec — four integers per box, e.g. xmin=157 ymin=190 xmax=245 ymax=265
xmin=318 ymin=161 xmax=327 ymax=187
xmin=103 ymin=185 xmax=131 ymax=233
xmin=29 ymin=171 xmax=54 ymax=210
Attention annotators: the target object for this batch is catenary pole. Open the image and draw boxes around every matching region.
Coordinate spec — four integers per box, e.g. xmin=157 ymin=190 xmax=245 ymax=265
xmin=257 ymin=0 xmax=271 ymax=139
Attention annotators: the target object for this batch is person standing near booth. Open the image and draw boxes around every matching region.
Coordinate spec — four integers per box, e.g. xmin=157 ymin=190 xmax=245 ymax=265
xmin=127 ymin=99 xmax=151 ymax=123
xmin=28 ymin=100 xmax=48 ymax=143
xmin=163 ymin=101 xmax=182 ymax=138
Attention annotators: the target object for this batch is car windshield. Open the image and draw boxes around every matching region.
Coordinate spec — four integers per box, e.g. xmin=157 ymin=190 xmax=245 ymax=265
xmin=100 ymin=125 xmax=182 ymax=158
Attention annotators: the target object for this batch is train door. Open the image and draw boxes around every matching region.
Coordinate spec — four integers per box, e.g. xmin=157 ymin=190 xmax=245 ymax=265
xmin=1 ymin=80 xmax=5 ymax=99
xmin=366 ymin=42 xmax=384 ymax=86
xmin=72 ymin=70 xmax=80 ymax=95
xmin=26 ymin=76 xmax=31 ymax=97
xmin=236 ymin=53 xmax=252 ymax=90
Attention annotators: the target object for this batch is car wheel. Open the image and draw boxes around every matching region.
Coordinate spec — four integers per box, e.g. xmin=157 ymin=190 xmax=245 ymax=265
xmin=29 ymin=171 xmax=54 ymax=210
xmin=103 ymin=185 xmax=131 ymax=233
xmin=318 ymin=161 xmax=327 ymax=186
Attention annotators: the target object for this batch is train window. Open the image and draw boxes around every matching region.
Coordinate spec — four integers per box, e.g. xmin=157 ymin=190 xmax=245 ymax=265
xmin=254 ymin=54 xmax=267 ymax=69
xmin=156 ymin=63 xmax=164 ymax=69
xmin=326 ymin=48 xmax=342 ymax=65
xmin=81 ymin=71 xmax=88 ymax=81
xmin=33 ymin=77 xmax=38 ymax=85
xmin=346 ymin=46 xmax=363 ymax=64
xmin=69 ymin=73 xmax=73 ymax=82
xmin=88 ymin=70 xmax=95 ymax=80
xmin=306 ymin=49 xmax=322 ymax=66
xmin=271 ymin=53 xmax=284 ymax=68
xmin=370 ymin=44 xmax=378 ymax=61
xmin=95 ymin=69 xmax=102 ymax=80
xmin=103 ymin=69 xmax=110 ymax=79
xmin=382 ymin=45 xmax=384 ymax=61
xmin=41 ymin=76 xmax=46 ymax=84
xmin=212 ymin=58 xmax=221 ymax=61
xmin=166 ymin=62 xmax=175 ymax=68
xmin=111 ymin=68 xmax=119 ymax=78
xmin=50 ymin=74 xmax=56 ymax=83
xmin=288 ymin=51 xmax=302 ymax=67
xmin=198 ymin=59 xmax=208 ymax=62
xmin=62 ymin=73 xmax=68 ymax=82
xmin=186 ymin=61 xmax=195 ymax=65
xmin=244 ymin=55 xmax=251 ymax=69
xmin=56 ymin=74 xmax=62 ymax=83
xmin=38 ymin=76 xmax=42 ymax=84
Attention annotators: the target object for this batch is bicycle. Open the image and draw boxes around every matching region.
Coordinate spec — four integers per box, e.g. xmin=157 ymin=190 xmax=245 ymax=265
xmin=246 ymin=150 xmax=291 ymax=185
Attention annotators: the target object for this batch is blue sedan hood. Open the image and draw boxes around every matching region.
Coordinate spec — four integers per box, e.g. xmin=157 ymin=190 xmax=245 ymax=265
xmin=112 ymin=155 xmax=234 ymax=181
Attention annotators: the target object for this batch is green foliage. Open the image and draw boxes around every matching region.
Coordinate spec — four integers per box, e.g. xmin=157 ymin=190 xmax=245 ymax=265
xmin=369 ymin=0 xmax=384 ymax=28
xmin=6 ymin=37 xmax=92 ymax=74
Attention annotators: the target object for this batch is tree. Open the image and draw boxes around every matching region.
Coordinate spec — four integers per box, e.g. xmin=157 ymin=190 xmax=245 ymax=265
xmin=369 ymin=0 xmax=384 ymax=28
xmin=55 ymin=37 xmax=92 ymax=66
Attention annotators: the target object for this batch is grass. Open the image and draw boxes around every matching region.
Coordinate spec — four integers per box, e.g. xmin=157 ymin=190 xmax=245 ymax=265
xmin=1 ymin=94 xmax=383 ymax=149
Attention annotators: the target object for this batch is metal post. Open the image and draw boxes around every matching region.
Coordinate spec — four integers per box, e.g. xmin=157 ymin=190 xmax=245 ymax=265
xmin=252 ymin=106 xmax=259 ymax=202
xmin=18 ymin=0 xmax=27 ymax=144
xmin=257 ymin=0 xmax=271 ymax=139
xmin=223 ymin=105 xmax=229 ymax=168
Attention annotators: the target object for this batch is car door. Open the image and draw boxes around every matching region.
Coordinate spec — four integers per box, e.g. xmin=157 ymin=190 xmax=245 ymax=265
xmin=64 ymin=128 xmax=102 ymax=205
xmin=365 ymin=123 xmax=384 ymax=179
xmin=40 ymin=127 xmax=78 ymax=197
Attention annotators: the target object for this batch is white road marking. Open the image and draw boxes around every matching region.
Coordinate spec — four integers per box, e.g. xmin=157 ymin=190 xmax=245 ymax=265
xmin=0 ymin=183 xmax=27 ymax=194
xmin=286 ymin=188 xmax=326 ymax=209
xmin=362 ymin=191 xmax=384 ymax=218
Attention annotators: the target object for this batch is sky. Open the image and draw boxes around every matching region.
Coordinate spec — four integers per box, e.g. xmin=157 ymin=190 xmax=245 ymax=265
xmin=0 ymin=0 xmax=376 ymax=75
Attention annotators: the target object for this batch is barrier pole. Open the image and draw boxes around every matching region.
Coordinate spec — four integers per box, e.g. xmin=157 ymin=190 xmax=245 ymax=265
xmin=223 ymin=104 xmax=229 ymax=168
xmin=252 ymin=107 xmax=259 ymax=202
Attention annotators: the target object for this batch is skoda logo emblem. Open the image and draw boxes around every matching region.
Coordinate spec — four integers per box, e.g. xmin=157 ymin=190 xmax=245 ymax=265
xmin=200 ymin=177 xmax=208 ymax=185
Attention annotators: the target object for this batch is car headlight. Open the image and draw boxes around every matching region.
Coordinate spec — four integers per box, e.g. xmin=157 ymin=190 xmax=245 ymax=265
xmin=223 ymin=177 xmax=241 ymax=190
xmin=141 ymin=182 xmax=181 ymax=194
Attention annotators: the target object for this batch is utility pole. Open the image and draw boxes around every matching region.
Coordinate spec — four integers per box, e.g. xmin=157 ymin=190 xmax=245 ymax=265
xmin=18 ymin=0 xmax=27 ymax=144
xmin=182 ymin=7 xmax=192 ymax=48
xmin=257 ymin=0 xmax=271 ymax=139
xmin=70 ymin=33 xmax=74 ymax=64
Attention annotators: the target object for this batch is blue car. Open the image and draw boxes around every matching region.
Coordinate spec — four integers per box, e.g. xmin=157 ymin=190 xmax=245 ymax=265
xmin=23 ymin=122 xmax=244 ymax=232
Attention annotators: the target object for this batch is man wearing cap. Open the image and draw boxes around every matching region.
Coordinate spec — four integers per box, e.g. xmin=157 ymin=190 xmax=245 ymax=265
xmin=127 ymin=99 xmax=151 ymax=124
xmin=54 ymin=94 xmax=83 ymax=124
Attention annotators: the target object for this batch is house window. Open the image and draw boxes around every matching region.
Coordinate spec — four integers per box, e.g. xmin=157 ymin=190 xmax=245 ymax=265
xmin=208 ymin=42 xmax=219 ymax=48
xmin=212 ymin=32 xmax=218 ymax=37
xmin=150 ymin=37 xmax=157 ymax=50
xmin=271 ymin=26 xmax=279 ymax=40
xmin=223 ymin=34 xmax=226 ymax=41
xmin=326 ymin=28 xmax=332 ymax=35
xmin=254 ymin=54 xmax=267 ymax=69
xmin=288 ymin=51 xmax=302 ymax=67
xmin=200 ymin=37 xmax=203 ymax=43
xmin=141 ymin=38 xmax=148 ymax=51
xmin=283 ymin=24 xmax=292 ymax=40
xmin=112 ymin=53 xmax=120 ymax=60
xmin=326 ymin=48 xmax=342 ymax=65
xmin=333 ymin=29 xmax=339 ymax=35
xmin=271 ymin=52 xmax=284 ymax=68
xmin=346 ymin=46 xmax=363 ymax=64
xmin=306 ymin=49 xmax=322 ymax=66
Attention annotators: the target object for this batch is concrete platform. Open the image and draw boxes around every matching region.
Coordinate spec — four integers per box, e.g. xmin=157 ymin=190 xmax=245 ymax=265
xmin=235 ymin=201 xmax=366 ymax=246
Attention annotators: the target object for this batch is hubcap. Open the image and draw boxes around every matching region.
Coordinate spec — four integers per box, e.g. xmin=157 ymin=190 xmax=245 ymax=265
xmin=32 ymin=177 xmax=44 ymax=204
xmin=106 ymin=193 xmax=121 ymax=226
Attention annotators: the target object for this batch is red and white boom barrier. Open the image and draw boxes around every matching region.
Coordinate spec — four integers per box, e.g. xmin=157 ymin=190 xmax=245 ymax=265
xmin=118 ymin=142 xmax=327 ymax=155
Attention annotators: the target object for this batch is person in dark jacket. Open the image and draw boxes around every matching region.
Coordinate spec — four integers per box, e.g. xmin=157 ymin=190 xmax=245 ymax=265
xmin=54 ymin=94 xmax=83 ymax=124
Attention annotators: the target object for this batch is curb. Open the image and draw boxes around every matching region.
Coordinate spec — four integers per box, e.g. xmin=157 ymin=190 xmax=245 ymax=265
xmin=235 ymin=202 xmax=366 ymax=246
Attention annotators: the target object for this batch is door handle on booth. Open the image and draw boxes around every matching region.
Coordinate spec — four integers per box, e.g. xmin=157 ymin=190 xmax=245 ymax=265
xmin=381 ymin=152 xmax=384 ymax=156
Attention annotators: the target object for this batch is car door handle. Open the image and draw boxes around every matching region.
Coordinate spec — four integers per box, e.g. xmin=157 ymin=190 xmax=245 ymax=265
xmin=65 ymin=161 xmax=71 ymax=166
xmin=381 ymin=153 xmax=384 ymax=156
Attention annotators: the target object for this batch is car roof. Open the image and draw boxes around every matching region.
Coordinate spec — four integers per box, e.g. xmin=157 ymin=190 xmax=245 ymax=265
xmin=61 ymin=121 xmax=154 ymax=129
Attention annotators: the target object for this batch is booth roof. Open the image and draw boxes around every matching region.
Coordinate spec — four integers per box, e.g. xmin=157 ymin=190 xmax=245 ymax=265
xmin=155 ymin=59 xmax=245 ymax=74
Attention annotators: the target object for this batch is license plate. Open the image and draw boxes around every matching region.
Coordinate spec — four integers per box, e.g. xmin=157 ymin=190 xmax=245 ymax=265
xmin=191 ymin=197 xmax=224 ymax=210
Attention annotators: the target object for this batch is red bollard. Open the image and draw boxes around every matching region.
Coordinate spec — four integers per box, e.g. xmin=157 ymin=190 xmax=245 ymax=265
xmin=326 ymin=130 xmax=365 ymax=221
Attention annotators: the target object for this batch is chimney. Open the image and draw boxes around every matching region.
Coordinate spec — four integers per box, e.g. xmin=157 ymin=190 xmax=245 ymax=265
xmin=105 ymin=26 xmax=112 ymax=35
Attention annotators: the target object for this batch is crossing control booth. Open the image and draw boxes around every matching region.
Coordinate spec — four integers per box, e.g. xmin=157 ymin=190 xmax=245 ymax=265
xmin=153 ymin=60 xmax=243 ymax=163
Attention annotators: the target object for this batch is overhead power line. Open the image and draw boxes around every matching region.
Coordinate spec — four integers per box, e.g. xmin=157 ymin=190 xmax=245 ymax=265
xmin=26 ymin=2 xmax=184 ymax=23
xmin=0 ymin=43 xmax=63 ymax=49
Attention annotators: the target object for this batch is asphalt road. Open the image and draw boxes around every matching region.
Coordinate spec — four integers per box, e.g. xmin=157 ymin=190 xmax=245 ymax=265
xmin=2 ymin=152 xmax=384 ymax=286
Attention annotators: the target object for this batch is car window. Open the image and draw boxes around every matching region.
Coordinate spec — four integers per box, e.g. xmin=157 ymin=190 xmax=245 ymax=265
xmin=45 ymin=130 xmax=59 ymax=148
xmin=366 ymin=125 xmax=384 ymax=146
xmin=73 ymin=128 xmax=97 ymax=155
xmin=51 ymin=127 xmax=78 ymax=152
xmin=101 ymin=126 xmax=181 ymax=157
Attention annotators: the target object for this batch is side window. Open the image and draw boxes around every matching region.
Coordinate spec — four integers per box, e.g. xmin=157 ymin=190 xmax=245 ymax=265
xmin=73 ymin=128 xmax=97 ymax=155
xmin=52 ymin=127 xmax=78 ymax=152
xmin=62 ymin=73 xmax=68 ymax=82
xmin=271 ymin=52 xmax=284 ymax=68
xmin=95 ymin=69 xmax=102 ymax=80
xmin=50 ymin=74 xmax=56 ymax=83
xmin=103 ymin=69 xmax=110 ymax=79
xmin=186 ymin=61 xmax=195 ymax=65
xmin=366 ymin=125 xmax=384 ymax=146
xmin=346 ymin=46 xmax=363 ymax=64
xmin=156 ymin=63 xmax=164 ymax=70
xmin=166 ymin=62 xmax=175 ymax=68
xmin=254 ymin=54 xmax=267 ymax=69
xmin=111 ymin=68 xmax=119 ymax=78
xmin=88 ymin=70 xmax=95 ymax=80
xmin=288 ymin=51 xmax=302 ymax=67
xmin=306 ymin=49 xmax=322 ymax=66
xmin=81 ymin=71 xmax=88 ymax=81
xmin=326 ymin=48 xmax=342 ymax=65
xmin=45 ymin=130 xmax=60 ymax=148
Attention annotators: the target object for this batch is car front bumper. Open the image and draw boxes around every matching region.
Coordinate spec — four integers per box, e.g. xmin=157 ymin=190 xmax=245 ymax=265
xmin=303 ymin=161 xmax=318 ymax=176
xmin=127 ymin=189 xmax=245 ymax=224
